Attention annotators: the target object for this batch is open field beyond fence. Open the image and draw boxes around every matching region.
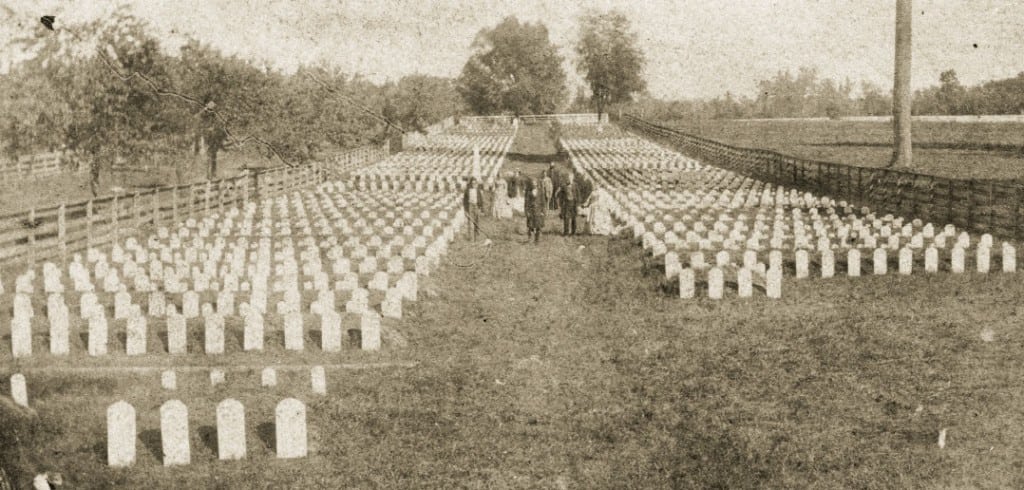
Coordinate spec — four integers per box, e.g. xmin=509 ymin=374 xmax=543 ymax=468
xmin=657 ymin=117 xmax=1024 ymax=180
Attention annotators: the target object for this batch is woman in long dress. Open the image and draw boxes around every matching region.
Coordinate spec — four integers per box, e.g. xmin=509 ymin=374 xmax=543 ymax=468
xmin=492 ymin=178 xmax=513 ymax=220
xmin=583 ymin=187 xmax=616 ymax=235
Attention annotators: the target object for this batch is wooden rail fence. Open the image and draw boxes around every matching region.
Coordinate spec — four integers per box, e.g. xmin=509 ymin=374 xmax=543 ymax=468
xmin=0 ymin=143 xmax=389 ymax=268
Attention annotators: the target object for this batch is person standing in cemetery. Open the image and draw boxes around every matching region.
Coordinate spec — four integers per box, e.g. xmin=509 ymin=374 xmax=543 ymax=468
xmin=492 ymin=177 xmax=513 ymax=220
xmin=555 ymin=172 xmax=583 ymax=236
xmin=548 ymin=163 xmax=562 ymax=210
xmin=524 ymin=176 xmax=547 ymax=244
xmin=582 ymin=187 xmax=615 ymax=235
xmin=463 ymin=177 xmax=484 ymax=241
xmin=509 ymin=169 xmax=526 ymax=215
xmin=541 ymin=170 xmax=554 ymax=211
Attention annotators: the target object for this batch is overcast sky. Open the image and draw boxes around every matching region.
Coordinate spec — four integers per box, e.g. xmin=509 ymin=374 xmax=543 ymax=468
xmin=2 ymin=0 xmax=1022 ymax=100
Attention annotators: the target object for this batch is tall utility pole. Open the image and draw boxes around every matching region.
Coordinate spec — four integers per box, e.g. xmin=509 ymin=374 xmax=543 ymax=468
xmin=891 ymin=0 xmax=913 ymax=167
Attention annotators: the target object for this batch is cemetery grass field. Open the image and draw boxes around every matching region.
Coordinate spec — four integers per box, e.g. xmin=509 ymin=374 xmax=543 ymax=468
xmin=662 ymin=118 xmax=1024 ymax=180
xmin=5 ymin=213 xmax=1024 ymax=487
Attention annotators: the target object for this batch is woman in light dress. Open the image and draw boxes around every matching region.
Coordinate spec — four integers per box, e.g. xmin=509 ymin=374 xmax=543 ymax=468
xmin=582 ymin=187 xmax=616 ymax=235
xmin=492 ymin=178 xmax=513 ymax=220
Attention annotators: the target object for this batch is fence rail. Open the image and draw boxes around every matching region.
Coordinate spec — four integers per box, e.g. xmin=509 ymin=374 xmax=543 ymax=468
xmin=617 ymin=113 xmax=1024 ymax=240
xmin=0 ymin=151 xmax=75 ymax=184
xmin=0 ymin=143 xmax=389 ymax=268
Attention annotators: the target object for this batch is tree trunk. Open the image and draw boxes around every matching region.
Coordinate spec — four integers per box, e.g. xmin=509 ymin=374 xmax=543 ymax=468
xmin=891 ymin=0 xmax=913 ymax=167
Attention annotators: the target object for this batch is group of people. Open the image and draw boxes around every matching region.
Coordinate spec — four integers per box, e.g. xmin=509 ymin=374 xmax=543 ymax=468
xmin=463 ymin=162 xmax=610 ymax=243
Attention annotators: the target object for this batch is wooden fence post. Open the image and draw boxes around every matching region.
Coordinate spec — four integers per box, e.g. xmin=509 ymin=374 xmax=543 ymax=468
xmin=1015 ymin=185 xmax=1022 ymax=240
xmin=151 ymin=189 xmax=159 ymax=226
xmin=966 ymin=179 xmax=975 ymax=230
xmin=27 ymin=207 xmax=36 ymax=246
xmin=57 ymin=203 xmax=66 ymax=260
xmin=132 ymin=192 xmax=141 ymax=230
xmin=172 ymin=186 xmax=178 ymax=223
xmin=86 ymin=200 xmax=94 ymax=247
xmin=188 ymin=185 xmax=195 ymax=219
xmin=204 ymin=180 xmax=212 ymax=213
xmin=217 ymin=180 xmax=224 ymax=215
xmin=947 ymin=180 xmax=954 ymax=225
xmin=243 ymin=173 xmax=250 ymax=205
xmin=112 ymin=195 xmax=119 ymax=240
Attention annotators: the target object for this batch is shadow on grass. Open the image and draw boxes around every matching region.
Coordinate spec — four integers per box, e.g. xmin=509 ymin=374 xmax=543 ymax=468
xmin=139 ymin=429 xmax=162 ymax=463
xmin=257 ymin=422 xmax=275 ymax=451
xmin=198 ymin=425 xmax=217 ymax=455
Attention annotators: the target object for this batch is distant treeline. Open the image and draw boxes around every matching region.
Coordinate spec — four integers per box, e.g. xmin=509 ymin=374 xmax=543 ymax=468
xmin=625 ymin=67 xmax=1024 ymax=121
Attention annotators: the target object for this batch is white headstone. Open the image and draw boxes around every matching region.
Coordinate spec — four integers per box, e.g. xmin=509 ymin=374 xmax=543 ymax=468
xmin=311 ymin=366 xmax=326 ymax=395
xmin=261 ymin=367 xmax=277 ymax=387
xmin=925 ymin=246 xmax=939 ymax=273
xmin=320 ymin=310 xmax=342 ymax=353
xmin=872 ymin=248 xmax=887 ymax=275
xmin=166 ymin=314 xmax=187 ymax=355
xmin=10 ymin=373 xmax=28 ymax=407
xmin=361 ymin=312 xmax=381 ymax=351
xmin=107 ymin=401 xmax=136 ymax=467
xmin=49 ymin=307 xmax=69 ymax=355
xmin=182 ymin=291 xmax=200 ymax=318
xmin=217 ymin=399 xmax=246 ymax=461
xmin=795 ymin=250 xmax=809 ymax=279
xmin=10 ymin=316 xmax=32 ymax=358
xmin=161 ymin=370 xmax=176 ymax=390
xmin=1003 ymin=243 xmax=1016 ymax=273
xmin=88 ymin=314 xmax=108 ymax=356
xmin=898 ymin=248 xmax=913 ymax=275
xmin=148 ymin=291 xmax=166 ymax=317
xmin=766 ymin=266 xmax=782 ymax=299
xmin=821 ymin=250 xmax=835 ymax=278
xmin=977 ymin=245 xmax=990 ymax=273
xmin=113 ymin=291 xmax=133 ymax=320
xmin=284 ymin=312 xmax=304 ymax=351
xmin=205 ymin=315 xmax=225 ymax=354
xmin=679 ymin=268 xmax=695 ymax=299
xmin=707 ymin=267 xmax=724 ymax=300
xmin=160 ymin=400 xmax=190 ymax=466
xmin=737 ymin=268 xmax=752 ymax=298
xmin=244 ymin=311 xmax=264 ymax=351
xmin=951 ymin=247 xmax=965 ymax=274
xmin=847 ymin=249 xmax=861 ymax=277
xmin=275 ymin=398 xmax=308 ymax=459
xmin=126 ymin=314 xmax=147 ymax=355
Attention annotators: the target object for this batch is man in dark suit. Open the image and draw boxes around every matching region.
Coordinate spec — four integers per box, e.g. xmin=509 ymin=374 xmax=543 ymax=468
xmin=555 ymin=172 xmax=585 ymax=236
xmin=548 ymin=162 xmax=562 ymax=210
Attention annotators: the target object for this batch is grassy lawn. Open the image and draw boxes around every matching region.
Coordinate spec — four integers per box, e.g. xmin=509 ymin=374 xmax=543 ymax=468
xmin=4 ymin=212 xmax=1024 ymax=487
xmin=661 ymin=118 xmax=1024 ymax=180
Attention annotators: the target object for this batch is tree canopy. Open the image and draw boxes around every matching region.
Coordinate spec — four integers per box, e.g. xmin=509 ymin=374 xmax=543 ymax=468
xmin=0 ymin=9 xmax=459 ymax=194
xmin=456 ymin=16 xmax=567 ymax=115
xmin=575 ymin=10 xmax=646 ymax=116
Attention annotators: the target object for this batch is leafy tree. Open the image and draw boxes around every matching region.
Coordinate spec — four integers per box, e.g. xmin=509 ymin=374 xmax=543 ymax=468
xmin=456 ymin=16 xmax=567 ymax=115
xmin=575 ymin=10 xmax=646 ymax=118
xmin=385 ymin=75 xmax=461 ymax=133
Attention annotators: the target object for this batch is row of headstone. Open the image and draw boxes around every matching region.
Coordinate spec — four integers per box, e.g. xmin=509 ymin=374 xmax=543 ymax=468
xmin=160 ymin=366 xmax=327 ymax=395
xmin=677 ymin=266 xmax=782 ymax=299
xmin=663 ymin=242 xmax=1018 ymax=280
xmin=107 ymin=397 xmax=308 ymax=467
xmin=9 ymin=306 xmax=385 ymax=357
